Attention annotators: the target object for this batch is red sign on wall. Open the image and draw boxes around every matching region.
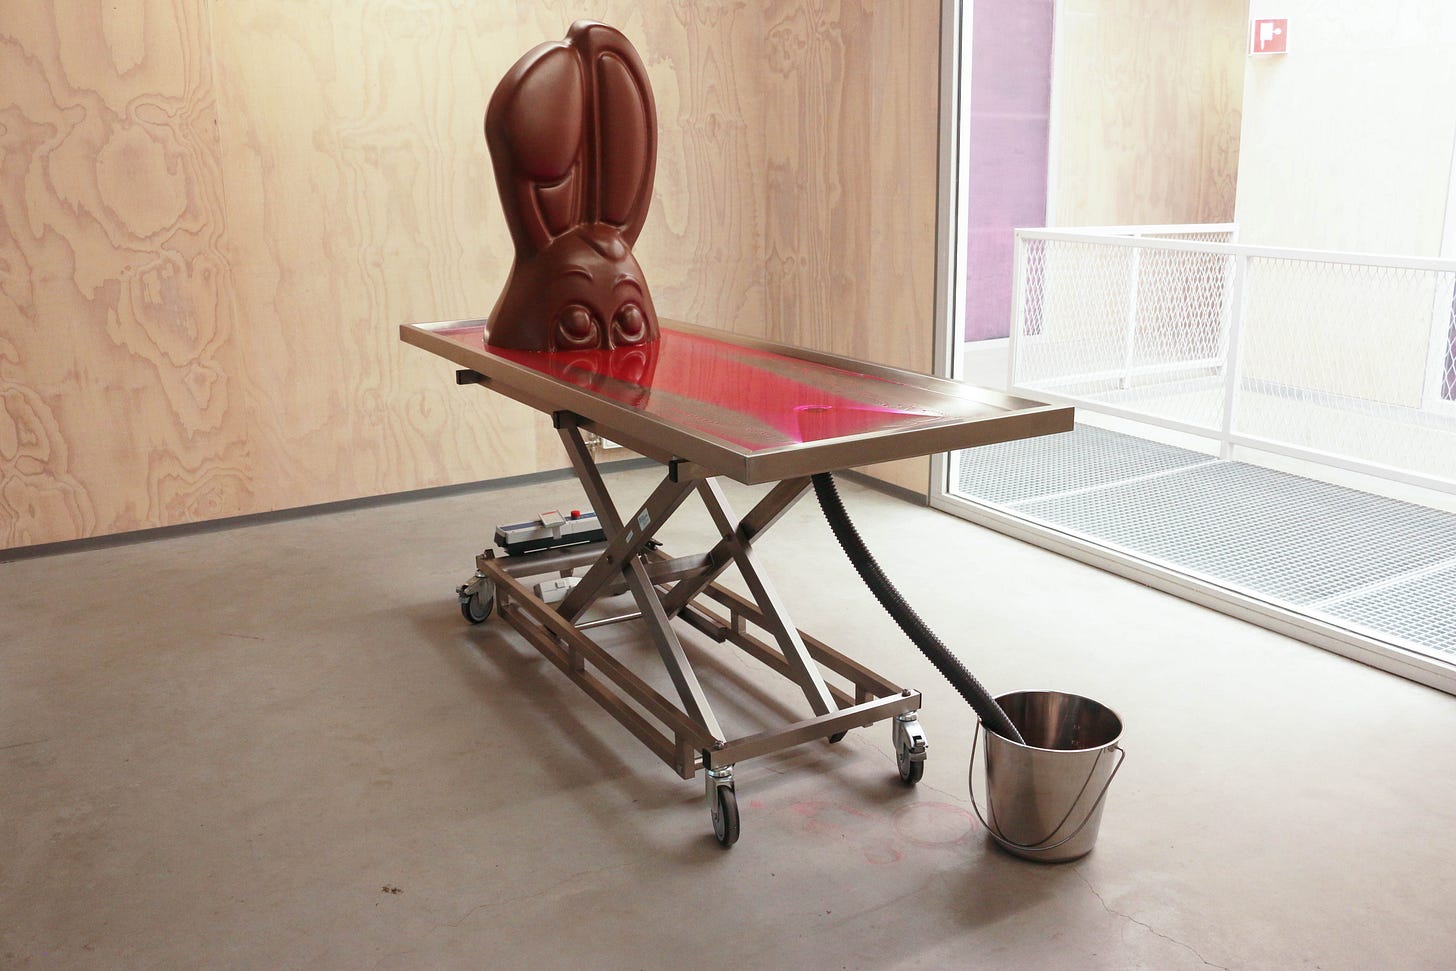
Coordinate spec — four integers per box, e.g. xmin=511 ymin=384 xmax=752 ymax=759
xmin=1251 ymin=18 xmax=1289 ymax=54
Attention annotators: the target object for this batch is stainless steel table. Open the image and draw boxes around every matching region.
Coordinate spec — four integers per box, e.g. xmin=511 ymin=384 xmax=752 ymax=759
xmin=402 ymin=317 xmax=1071 ymax=845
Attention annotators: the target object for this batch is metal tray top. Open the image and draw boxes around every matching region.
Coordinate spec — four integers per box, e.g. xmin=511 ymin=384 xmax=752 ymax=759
xmin=401 ymin=318 xmax=1071 ymax=483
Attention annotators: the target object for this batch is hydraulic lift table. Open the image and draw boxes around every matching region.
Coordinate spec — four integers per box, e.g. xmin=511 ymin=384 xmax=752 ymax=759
xmin=401 ymin=317 xmax=1072 ymax=844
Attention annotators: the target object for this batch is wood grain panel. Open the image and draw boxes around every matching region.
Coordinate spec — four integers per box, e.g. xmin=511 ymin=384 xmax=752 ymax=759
xmin=211 ymin=0 xmax=536 ymax=512
xmin=0 ymin=0 xmax=250 ymax=547
xmin=1049 ymin=0 xmax=1247 ymax=227
xmin=212 ymin=0 xmax=776 ymax=513
xmin=861 ymin=1 xmax=938 ymax=494
xmin=1 ymin=1 xmax=937 ymax=548
xmin=759 ymin=0 xmax=939 ymax=492
xmin=612 ymin=0 xmax=768 ymax=333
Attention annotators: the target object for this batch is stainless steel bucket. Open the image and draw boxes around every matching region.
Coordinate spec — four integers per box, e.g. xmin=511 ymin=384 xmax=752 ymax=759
xmin=970 ymin=690 xmax=1125 ymax=863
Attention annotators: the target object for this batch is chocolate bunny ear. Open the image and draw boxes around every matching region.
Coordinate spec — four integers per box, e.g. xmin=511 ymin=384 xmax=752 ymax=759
xmin=566 ymin=20 xmax=657 ymax=246
xmin=485 ymin=39 xmax=587 ymax=257
xmin=486 ymin=22 xmax=656 ymax=257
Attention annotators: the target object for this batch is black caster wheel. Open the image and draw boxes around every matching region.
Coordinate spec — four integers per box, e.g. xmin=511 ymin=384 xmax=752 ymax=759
xmin=459 ymin=580 xmax=495 ymax=624
xmin=893 ymin=714 xmax=927 ymax=786
xmin=897 ymin=742 xmax=925 ymax=786
xmin=711 ymin=786 xmax=740 ymax=847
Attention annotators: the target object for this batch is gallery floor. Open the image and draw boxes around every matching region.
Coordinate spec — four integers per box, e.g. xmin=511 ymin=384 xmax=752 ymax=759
xmin=4 ymin=465 xmax=1455 ymax=969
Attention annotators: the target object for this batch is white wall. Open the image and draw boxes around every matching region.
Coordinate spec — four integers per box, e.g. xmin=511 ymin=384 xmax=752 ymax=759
xmin=1234 ymin=1 xmax=1456 ymax=411
xmin=1236 ymin=0 xmax=1456 ymax=255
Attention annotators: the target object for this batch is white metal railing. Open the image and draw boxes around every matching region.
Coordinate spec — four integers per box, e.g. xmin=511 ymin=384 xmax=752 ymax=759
xmin=1055 ymin=222 xmax=1239 ymax=243
xmin=1009 ymin=226 xmax=1456 ymax=493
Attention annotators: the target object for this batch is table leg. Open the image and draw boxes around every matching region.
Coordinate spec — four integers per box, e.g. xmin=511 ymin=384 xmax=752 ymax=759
xmin=556 ymin=420 xmax=725 ymax=742
xmin=695 ymin=477 xmax=838 ymax=718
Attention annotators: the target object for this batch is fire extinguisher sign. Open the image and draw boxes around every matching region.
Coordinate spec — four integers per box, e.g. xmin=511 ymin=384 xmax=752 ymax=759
xmin=1251 ymin=18 xmax=1289 ymax=55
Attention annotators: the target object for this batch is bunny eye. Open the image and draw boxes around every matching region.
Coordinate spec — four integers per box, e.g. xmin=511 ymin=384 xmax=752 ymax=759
xmin=555 ymin=304 xmax=601 ymax=350
xmin=611 ymin=303 xmax=646 ymax=345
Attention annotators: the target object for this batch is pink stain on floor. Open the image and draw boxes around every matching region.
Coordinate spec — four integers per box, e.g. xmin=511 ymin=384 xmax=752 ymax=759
xmin=891 ymin=802 xmax=979 ymax=848
xmin=755 ymin=797 xmax=977 ymax=864
xmin=862 ymin=840 xmax=905 ymax=866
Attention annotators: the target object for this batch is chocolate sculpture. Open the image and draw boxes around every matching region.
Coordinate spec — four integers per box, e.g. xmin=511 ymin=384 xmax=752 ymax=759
xmin=484 ymin=21 xmax=660 ymax=352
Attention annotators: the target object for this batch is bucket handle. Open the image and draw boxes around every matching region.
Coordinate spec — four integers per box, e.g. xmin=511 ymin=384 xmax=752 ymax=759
xmin=968 ymin=719 xmax=1126 ymax=855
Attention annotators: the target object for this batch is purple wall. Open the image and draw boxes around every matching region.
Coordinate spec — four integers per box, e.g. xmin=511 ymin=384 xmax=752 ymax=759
xmin=963 ymin=0 xmax=1054 ymax=342
xmin=1445 ymin=289 xmax=1456 ymax=401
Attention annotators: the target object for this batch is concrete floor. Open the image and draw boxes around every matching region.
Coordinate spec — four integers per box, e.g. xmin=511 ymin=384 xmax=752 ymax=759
xmin=4 ymin=465 xmax=1456 ymax=969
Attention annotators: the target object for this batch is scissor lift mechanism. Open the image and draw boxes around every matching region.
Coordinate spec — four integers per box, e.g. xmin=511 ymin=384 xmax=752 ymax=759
xmin=404 ymin=319 xmax=1071 ymax=845
xmin=459 ymin=416 xmax=927 ymax=844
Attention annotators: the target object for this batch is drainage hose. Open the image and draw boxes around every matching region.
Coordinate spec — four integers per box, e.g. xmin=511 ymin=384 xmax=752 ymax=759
xmin=811 ymin=472 xmax=1025 ymax=744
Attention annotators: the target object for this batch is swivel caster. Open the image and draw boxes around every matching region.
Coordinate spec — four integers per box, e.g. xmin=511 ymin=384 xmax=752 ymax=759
xmin=706 ymin=764 xmax=739 ymax=847
xmin=893 ymin=711 xmax=928 ymax=786
xmin=458 ymin=576 xmax=496 ymax=624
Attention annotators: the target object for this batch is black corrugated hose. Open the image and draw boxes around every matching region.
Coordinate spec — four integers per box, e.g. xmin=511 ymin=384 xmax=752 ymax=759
xmin=811 ymin=472 xmax=1025 ymax=744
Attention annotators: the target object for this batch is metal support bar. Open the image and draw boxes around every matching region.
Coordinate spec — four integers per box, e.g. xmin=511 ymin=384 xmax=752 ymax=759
xmin=698 ymin=584 xmax=902 ymax=697
xmin=1219 ymin=251 xmax=1251 ymax=460
xmin=1118 ymin=247 xmax=1143 ymax=390
xmin=556 ymin=420 xmax=725 ymax=742
xmin=677 ymin=603 xmax=731 ymax=643
xmin=676 ymin=735 xmax=701 ymax=779
xmin=645 ymin=554 xmax=712 ymax=585
xmin=695 ymin=478 xmax=837 ymax=718
xmin=488 ymin=564 xmax=716 ymax=754
xmin=500 ymin=600 xmax=678 ymax=768
xmin=575 ymin=611 xmax=645 ymax=631
xmin=556 ymin=415 xmax=626 ymax=530
xmin=659 ymin=477 xmax=812 ymax=616
xmin=715 ymin=613 xmax=857 ymax=709
xmin=619 ymin=555 xmax=725 ymax=741
xmin=482 ymin=542 xmax=606 ymax=579
xmin=556 ymin=470 xmax=696 ymax=622
xmin=707 ymin=692 xmax=921 ymax=768
xmin=669 ymin=458 xmax=712 ymax=482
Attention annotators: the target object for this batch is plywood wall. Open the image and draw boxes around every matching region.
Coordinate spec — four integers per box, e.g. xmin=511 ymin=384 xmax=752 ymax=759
xmin=0 ymin=0 xmax=940 ymax=548
xmin=758 ymin=0 xmax=940 ymax=492
xmin=0 ymin=1 xmax=250 ymax=544
xmin=1049 ymin=0 xmax=1247 ymax=227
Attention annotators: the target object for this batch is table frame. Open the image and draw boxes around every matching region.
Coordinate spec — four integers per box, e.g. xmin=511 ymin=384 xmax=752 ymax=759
xmin=409 ymin=319 xmax=1072 ymax=844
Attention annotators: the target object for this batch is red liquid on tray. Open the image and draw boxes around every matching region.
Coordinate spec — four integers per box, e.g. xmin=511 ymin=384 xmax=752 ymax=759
xmin=437 ymin=325 xmax=971 ymax=451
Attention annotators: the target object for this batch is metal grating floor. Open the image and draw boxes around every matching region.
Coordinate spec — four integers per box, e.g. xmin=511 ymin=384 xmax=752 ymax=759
xmin=954 ymin=425 xmax=1456 ymax=659
xmin=955 ymin=424 xmax=1214 ymax=504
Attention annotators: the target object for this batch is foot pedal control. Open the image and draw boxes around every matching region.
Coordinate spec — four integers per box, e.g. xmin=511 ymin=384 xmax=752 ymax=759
xmin=533 ymin=576 xmax=581 ymax=604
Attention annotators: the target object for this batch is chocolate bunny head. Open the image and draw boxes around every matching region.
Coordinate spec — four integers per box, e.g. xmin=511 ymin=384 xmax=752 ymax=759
xmin=484 ymin=21 xmax=660 ymax=352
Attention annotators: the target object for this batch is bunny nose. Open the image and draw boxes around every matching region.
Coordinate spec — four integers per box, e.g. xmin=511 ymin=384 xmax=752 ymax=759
xmin=580 ymin=224 xmax=629 ymax=261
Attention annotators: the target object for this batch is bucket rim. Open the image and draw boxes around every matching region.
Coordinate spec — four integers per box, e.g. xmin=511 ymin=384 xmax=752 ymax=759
xmin=981 ymin=688 xmax=1123 ymax=753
